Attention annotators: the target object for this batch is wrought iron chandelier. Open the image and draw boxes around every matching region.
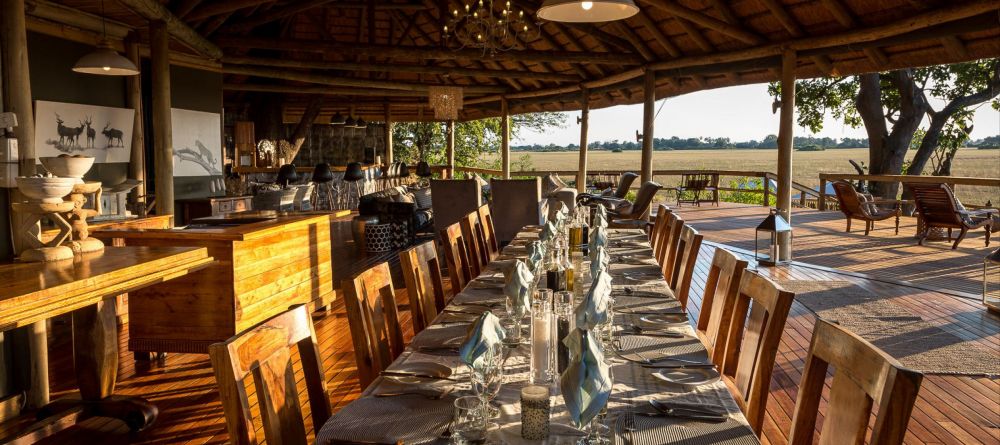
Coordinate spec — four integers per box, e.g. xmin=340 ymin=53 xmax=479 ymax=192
xmin=442 ymin=0 xmax=539 ymax=56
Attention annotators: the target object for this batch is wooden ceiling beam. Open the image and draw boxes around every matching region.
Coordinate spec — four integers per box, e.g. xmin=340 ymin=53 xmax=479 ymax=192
xmin=628 ymin=8 xmax=680 ymax=87
xmin=639 ymin=0 xmax=764 ymax=45
xmin=223 ymin=0 xmax=336 ymax=33
xmin=818 ymin=0 xmax=891 ymax=66
xmin=757 ymin=0 xmax=837 ymax=76
xmin=223 ymin=65 xmax=509 ymax=93
xmin=215 ymin=36 xmax=644 ymax=65
xmin=704 ymin=0 xmax=739 ymax=25
xmin=222 ymin=57 xmax=581 ymax=82
xmin=116 ymin=0 xmax=223 ymax=59
xmin=172 ymin=0 xmax=204 ymax=19
xmin=610 ymin=22 xmax=656 ymax=61
xmin=201 ymin=12 xmax=233 ymax=37
xmin=186 ymin=0 xmax=273 ymax=21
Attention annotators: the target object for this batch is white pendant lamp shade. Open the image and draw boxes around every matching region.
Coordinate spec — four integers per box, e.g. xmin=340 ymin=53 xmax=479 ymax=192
xmin=73 ymin=41 xmax=139 ymax=76
xmin=537 ymin=0 xmax=639 ymax=22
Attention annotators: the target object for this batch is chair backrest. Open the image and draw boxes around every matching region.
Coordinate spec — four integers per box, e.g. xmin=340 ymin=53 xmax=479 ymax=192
xmin=659 ymin=212 xmax=684 ymax=283
xmin=490 ymin=178 xmax=544 ymax=244
xmin=722 ymin=271 xmax=795 ymax=435
xmin=399 ymin=241 xmax=448 ymax=334
xmin=649 ymin=204 xmax=670 ymax=255
xmin=294 ymin=183 xmax=315 ymax=211
xmin=613 ymin=172 xmax=639 ymax=198
xmin=477 ymin=204 xmax=500 ymax=260
xmin=668 ymin=224 xmax=703 ymax=309
xmin=695 ymin=248 xmax=748 ymax=367
xmin=682 ymin=173 xmax=712 ymax=190
xmin=459 ymin=212 xmax=486 ymax=277
xmin=908 ymin=183 xmax=963 ymax=226
xmin=789 ymin=319 xmax=923 ymax=445
xmin=209 ymin=305 xmax=331 ymax=445
xmin=439 ymin=222 xmax=473 ymax=295
xmin=342 ymin=263 xmax=404 ymax=389
xmin=831 ymin=180 xmax=866 ymax=217
xmin=431 ymin=179 xmax=483 ymax=235
xmin=622 ymin=181 xmax=662 ymax=217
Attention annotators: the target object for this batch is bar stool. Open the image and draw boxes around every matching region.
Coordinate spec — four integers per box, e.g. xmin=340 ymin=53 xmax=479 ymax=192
xmin=276 ymin=164 xmax=299 ymax=188
xmin=311 ymin=163 xmax=335 ymax=210
xmin=398 ymin=163 xmax=410 ymax=186
xmin=416 ymin=161 xmax=432 ymax=187
xmin=343 ymin=162 xmax=365 ymax=210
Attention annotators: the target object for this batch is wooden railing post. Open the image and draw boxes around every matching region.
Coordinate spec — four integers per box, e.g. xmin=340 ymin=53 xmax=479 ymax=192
xmin=818 ymin=176 xmax=827 ymax=210
xmin=762 ymin=174 xmax=770 ymax=206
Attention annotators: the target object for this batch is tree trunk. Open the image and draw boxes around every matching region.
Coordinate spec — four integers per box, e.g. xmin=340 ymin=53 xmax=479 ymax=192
xmin=286 ymin=96 xmax=323 ymax=164
xmin=857 ymin=70 xmax=928 ymax=198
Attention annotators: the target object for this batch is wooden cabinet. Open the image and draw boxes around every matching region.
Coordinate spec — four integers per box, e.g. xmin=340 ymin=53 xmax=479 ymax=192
xmin=176 ymin=196 xmax=253 ymax=225
xmin=93 ymin=215 xmax=336 ymax=356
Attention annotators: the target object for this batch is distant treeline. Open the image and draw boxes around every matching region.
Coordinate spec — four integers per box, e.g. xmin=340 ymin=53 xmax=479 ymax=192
xmin=513 ymin=134 xmax=1000 ymax=152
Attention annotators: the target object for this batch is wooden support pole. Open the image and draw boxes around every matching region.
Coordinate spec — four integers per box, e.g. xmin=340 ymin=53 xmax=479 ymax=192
xmin=1 ymin=0 xmax=47 ymax=412
xmin=777 ymin=49 xmax=796 ymax=260
xmin=384 ymin=105 xmax=393 ymax=167
xmin=501 ymin=97 xmax=510 ymax=179
xmin=576 ymin=88 xmax=590 ymax=193
xmin=446 ymin=119 xmax=455 ymax=179
xmin=125 ymin=34 xmax=145 ymax=200
xmin=640 ymin=70 xmax=655 ymax=186
xmin=151 ymin=21 xmax=174 ymax=221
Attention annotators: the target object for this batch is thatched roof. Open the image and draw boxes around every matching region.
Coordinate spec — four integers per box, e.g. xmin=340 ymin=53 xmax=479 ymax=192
xmin=28 ymin=0 xmax=1000 ymax=121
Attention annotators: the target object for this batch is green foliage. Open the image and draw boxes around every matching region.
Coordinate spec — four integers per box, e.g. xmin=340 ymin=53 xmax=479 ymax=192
xmin=720 ymin=177 xmax=775 ymax=206
xmin=796 ymin=144 xmax=825 ymax=152
xmin=392 ymin=112 xmax=565 ymax=170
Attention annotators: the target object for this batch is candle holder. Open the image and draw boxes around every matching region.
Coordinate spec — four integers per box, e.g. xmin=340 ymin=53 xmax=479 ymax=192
xmin=520 ymin=385 xmax=551 ymax=440
xmin=530 ymin=298 xmax=552 ymax=384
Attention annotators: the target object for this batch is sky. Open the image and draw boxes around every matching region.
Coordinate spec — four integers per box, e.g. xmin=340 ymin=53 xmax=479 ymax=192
xmin=514 ymin=83 xmax=1000 ymax=146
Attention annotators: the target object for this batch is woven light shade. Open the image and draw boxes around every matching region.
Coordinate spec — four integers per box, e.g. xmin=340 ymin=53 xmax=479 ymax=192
xmin=73 ymin=41 xmax=139 ymax=76
xmin=428 ymin=86 xmax=463 ymax=120
xmin=537 ymin=0 xmax=638 ymax=23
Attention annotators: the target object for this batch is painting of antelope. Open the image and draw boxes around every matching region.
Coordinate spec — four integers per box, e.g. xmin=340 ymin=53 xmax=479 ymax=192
xmin=34 ymin=100 xmax=134 ymax=163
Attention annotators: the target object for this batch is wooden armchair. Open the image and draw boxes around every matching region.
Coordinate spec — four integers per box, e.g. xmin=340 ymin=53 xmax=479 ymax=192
xmin=831 ymin=180 xmax=900 ymax=235
xmin=722 ymin=271 xmax=795 ymax=435
xmin=209 ymin=305 xmax=331 ymax=445
xmin=789 ymin=319 xmax=922 ymax=445
xmin=342 ymin=263 xmax=405 ymax=389
xmin=667 ymin=224 xmax=703 ymax=309
xmin=608 ymin=181 xmax=662 ymax=229
xmin=696 ymin=248 xmax=748 ymax=367
xmin=477 ymin=204 xmax=500 ymax=260
xmin=439 ymin=222 xmax=473 ymax=294
xmin=399 ymin=241 xmax=448 ymax=334
xmin=459 ymin=212 xmax=486 ymax=277
xmin=675 ymin=173 xmax=719 ymax=207
xmin=908 ymin=182 xmax=993 ymax=249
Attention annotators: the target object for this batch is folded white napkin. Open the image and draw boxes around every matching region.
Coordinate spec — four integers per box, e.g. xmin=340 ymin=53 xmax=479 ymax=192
xmin=589 ymin=226 xmax=608 ymax=260
xmin=540 ymin=221 xmax=558 ymax=242
xmin=574 ymin=270 xmax=612 ymax=330
xmin=590 ymin=246 xmax=610 ymax=277
xmin=503 ymin=259 xmax=534 ymax=314
xmin=459 ymin=312 xmax=506 ymax=368
xmin=560 ymin=328 xmax=612 ymax=427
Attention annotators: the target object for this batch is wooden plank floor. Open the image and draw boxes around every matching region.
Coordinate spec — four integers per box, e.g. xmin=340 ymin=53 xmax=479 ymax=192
xmin=2 ymin=214 xmax=997 ymax=444
xmin=672 ymin=202 xmax=996 ymax=298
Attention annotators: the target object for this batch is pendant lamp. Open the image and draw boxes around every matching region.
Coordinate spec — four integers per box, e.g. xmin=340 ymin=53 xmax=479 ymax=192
xmin=73 ymin=0 xmax=139 ymax=76
xmin=537 ymin=0 xmax=638 ymax=22
xmin=330 ymin=111 xmax=346 ymax=125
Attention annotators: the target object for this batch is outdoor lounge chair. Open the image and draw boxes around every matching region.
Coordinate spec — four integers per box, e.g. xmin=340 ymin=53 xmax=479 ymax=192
xmin=831 ymin=180 xmax=901 ymax=235
xmin=674 ymin=173 xmax=719 ymax=206
xmin=577 ymin=172 xmax=639 ymax=209
xmin=607 ymin=181 xmax=662 ymax=229
xmin=908 ymin=183 xmax=994 ymax=249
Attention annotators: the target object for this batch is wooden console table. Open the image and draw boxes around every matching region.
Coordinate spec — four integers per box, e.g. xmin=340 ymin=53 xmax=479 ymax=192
xmin=0 ymin=246 xmax=214 ymax=442
xmin=175 ymin=196 xmax=252 ymax=225
xmin=94 ymin=214 xmax=336 ymax=357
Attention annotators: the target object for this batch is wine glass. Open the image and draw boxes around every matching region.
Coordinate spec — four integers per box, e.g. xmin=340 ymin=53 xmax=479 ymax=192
xmin=470 ymin=342 xmax=505 ymax=420
xmin=452 ymin=395 xmax=486 ymax=444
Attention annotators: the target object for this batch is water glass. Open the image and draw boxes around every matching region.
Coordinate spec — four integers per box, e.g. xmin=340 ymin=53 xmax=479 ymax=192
xmin=452 ymin=396 xmax=486 ymax=444
xmin=470 ymin=343 xmax=505 ymax=418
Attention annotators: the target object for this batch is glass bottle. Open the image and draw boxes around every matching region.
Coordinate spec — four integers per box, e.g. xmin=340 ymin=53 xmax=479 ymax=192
xmin=544 ymin=245 xmax=567 ymax=292
xmin=561 ymin=242 xmax=575 ymax=293
xmin=552 ymin=291 xmax=574 ymax=375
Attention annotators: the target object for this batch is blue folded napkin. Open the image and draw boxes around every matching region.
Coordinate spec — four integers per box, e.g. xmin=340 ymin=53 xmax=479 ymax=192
xmin=503 ymin=259 xmax=534 ymax=313
xmin=589 ymin=227 xmax=608 ymax=260
xmin=590 ymin=246 xmax=610 ymax=277
xmin=459 ymin=312 xmax=507 ymax=368
xmin=526 ymin=240 xmax=545 ymax=273
xmin=574 ymin=270 xmax=612 ymax=330
xmin=593 ymin=204 xmax=608 ymax=228
xmin=540 ymin=221 xmax=558 ymax=242
xmin=560 ymin=328 xmax=612 ymax=427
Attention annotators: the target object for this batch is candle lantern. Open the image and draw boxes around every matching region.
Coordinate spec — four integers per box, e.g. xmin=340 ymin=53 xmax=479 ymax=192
xmin=755 ymin=208 xmax=791 ymax=267
xmin=984 ymin=248 xmax=1000 ymax=314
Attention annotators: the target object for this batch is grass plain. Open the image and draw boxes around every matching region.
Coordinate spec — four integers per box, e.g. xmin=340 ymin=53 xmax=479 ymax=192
xmin=497 ymin=148 xmax=999 ymax=204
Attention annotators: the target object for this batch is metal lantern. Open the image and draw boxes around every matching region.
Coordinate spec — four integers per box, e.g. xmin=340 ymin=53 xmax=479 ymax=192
xmin=984 ymin=248 xmax=1000 ymax=314
xmin=755 ymin=208 xmax=791 ymax=267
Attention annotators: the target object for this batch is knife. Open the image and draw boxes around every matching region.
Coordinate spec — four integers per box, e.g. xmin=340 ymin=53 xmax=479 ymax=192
xmin=634 ymin=411 xmax=726 ymax=422
xmin=640 ymin=363 xmax=715 ymax=369
xmin=380 ymin=371 xmax=457 ymax=381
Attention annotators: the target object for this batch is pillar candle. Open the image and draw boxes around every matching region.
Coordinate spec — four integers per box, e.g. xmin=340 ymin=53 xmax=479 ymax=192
xmin=521 ymin=385 xmax=550 ymax=440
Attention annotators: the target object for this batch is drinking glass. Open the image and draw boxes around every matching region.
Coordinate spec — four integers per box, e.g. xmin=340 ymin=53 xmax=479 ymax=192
xmin=470 ymin=343 xmax=505 ymax=419
xmin=501 ymin=312 xmax=523 ymax=347
xmin=452 ymin=396 xmax=487 ymax=444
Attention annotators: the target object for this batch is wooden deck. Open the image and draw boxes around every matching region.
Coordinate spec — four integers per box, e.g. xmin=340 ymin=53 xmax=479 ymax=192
xmin=2 ymin=213 xmax=997 ymax=444
xmin=671 ymin=202 xmax=996 ymax=298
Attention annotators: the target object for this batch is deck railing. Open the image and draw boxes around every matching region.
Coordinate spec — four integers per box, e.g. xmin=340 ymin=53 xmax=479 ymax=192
xmin=817 ymin=173 xmax=1000 ymax=210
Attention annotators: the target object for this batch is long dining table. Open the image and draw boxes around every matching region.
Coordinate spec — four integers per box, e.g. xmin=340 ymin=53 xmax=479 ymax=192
xmin=316 ymin=227 xmax=760 ymax=445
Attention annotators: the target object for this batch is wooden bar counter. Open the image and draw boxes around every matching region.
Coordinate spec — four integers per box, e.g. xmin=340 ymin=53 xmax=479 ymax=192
xmin=94 ymin=213 xmax=336 ymax=357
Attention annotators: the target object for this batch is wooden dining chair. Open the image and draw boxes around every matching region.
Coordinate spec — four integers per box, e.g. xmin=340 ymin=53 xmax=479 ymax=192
xmin=342 ymin=262 xmax=405 ymax=389
xmin=209 ymin=305 xmax=331 ymax=445
xmin=695 ymin=248 xmax=748 ymax=367
xmin=721 ymin=271 xmax=795 ymax=436
xmin=477 ymin=204 xmax=500 ymax=260
xmin=667 ymin=224 xmax=703 ymax=309
xmin=439 ymin=222 xmax=473 ymax=295
xmin=659 ymin=212 xmax=684 ymax=284
xmin=458 ymin=212 xmax=486 ymax=277
xmin=649 ymin=204 xmax=671 ymax=257
xmin=788 ymin=319 xmax=923 ymax=445
xmin=399 ymin=241 xmax=448 ymax=334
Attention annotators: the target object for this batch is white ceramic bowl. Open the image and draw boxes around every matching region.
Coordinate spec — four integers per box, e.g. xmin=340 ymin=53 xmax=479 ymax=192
xmin=40 ymin=156 xmax=94 ymax=180
xmin=15 ymin=176 xmax=77 ymax=203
